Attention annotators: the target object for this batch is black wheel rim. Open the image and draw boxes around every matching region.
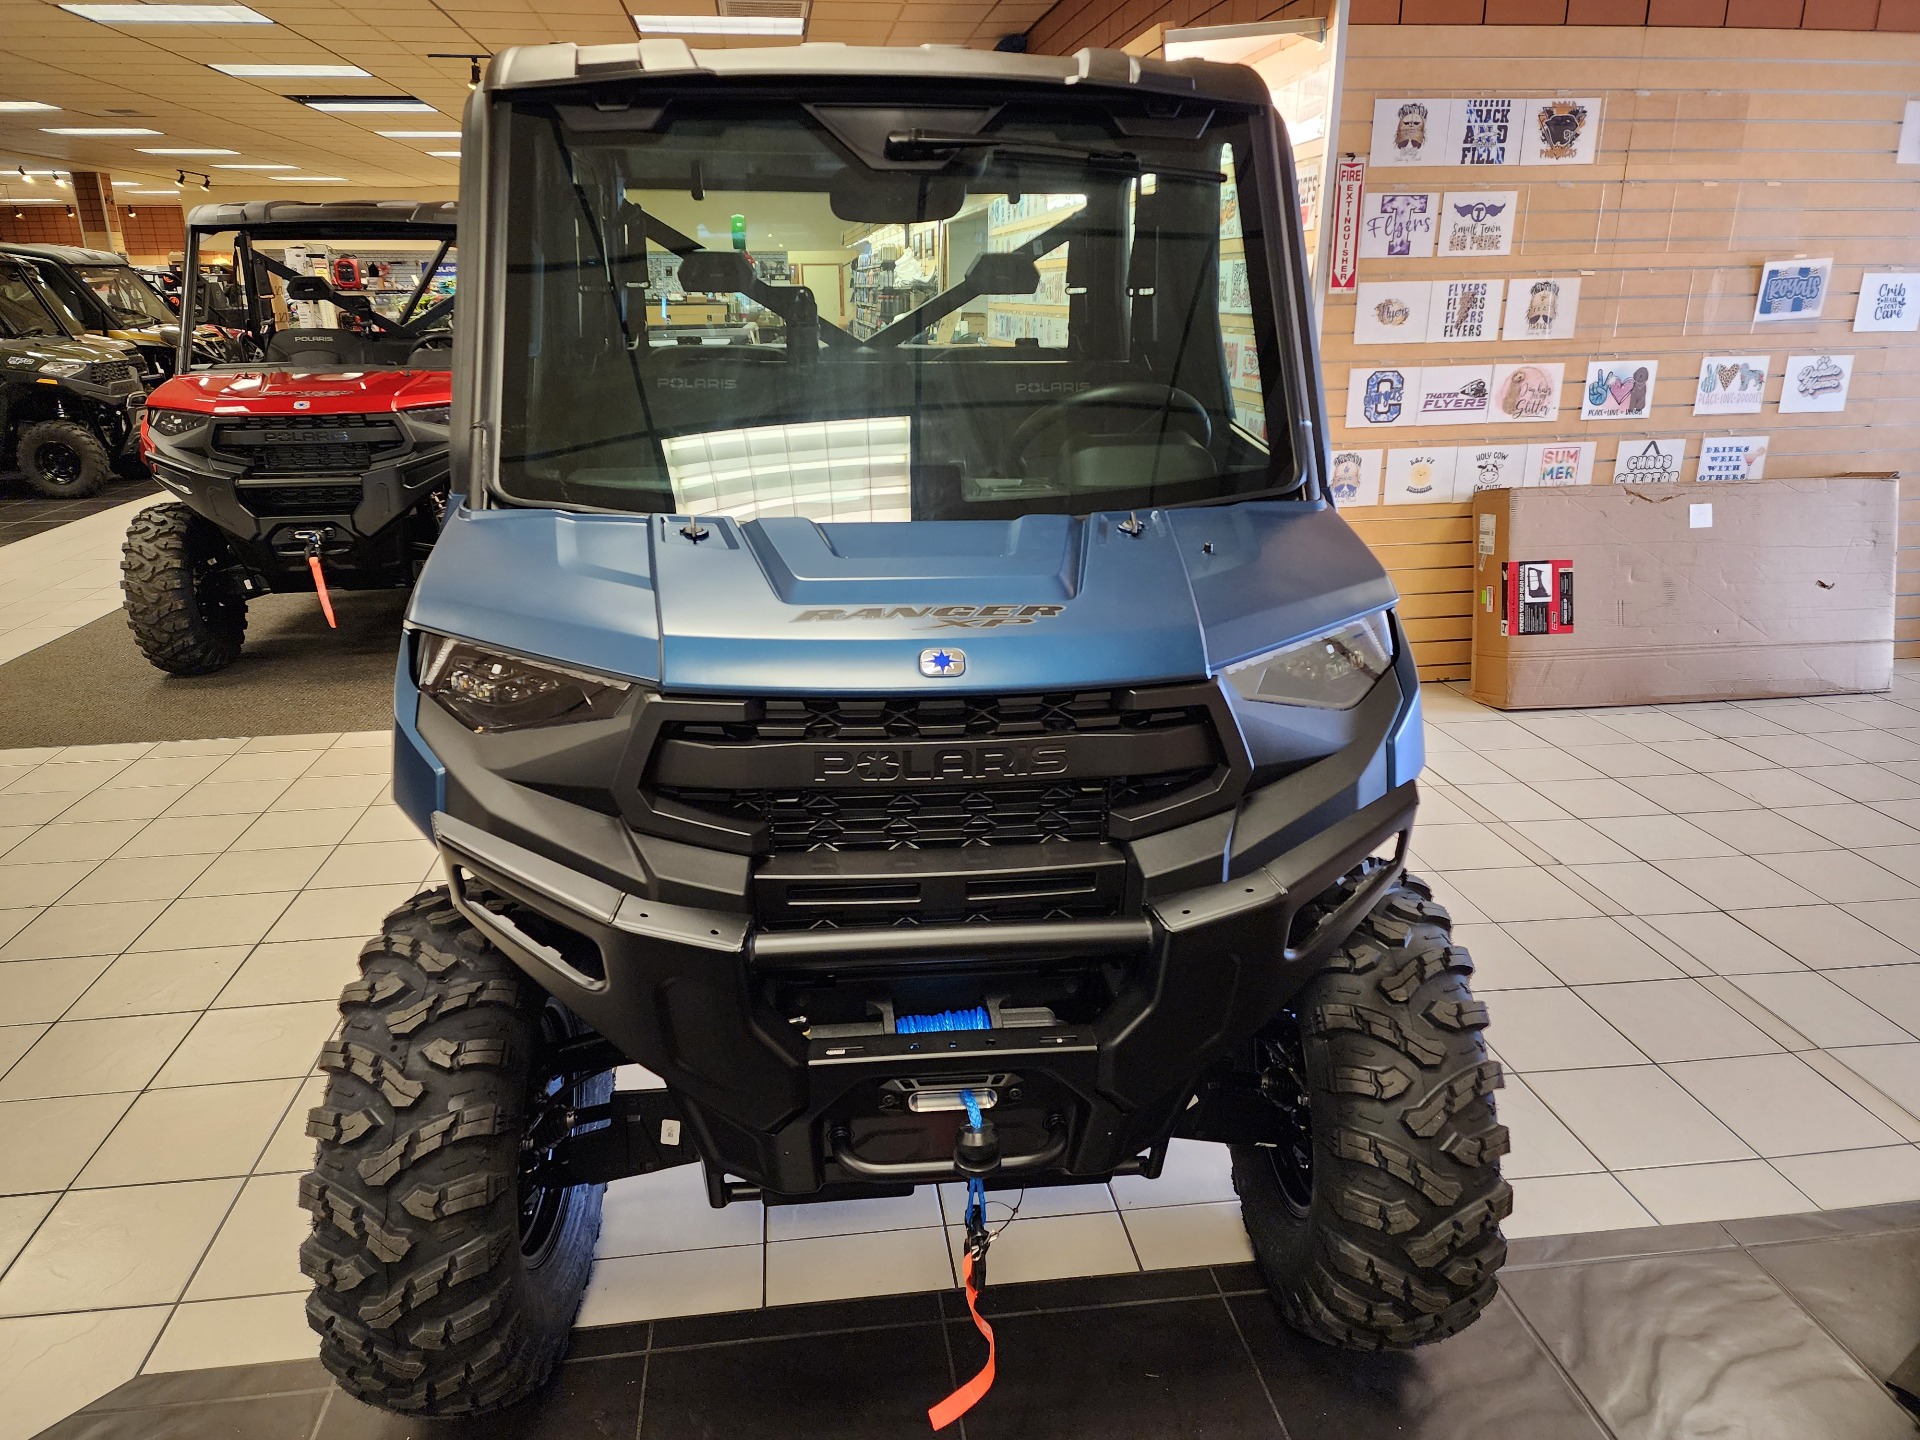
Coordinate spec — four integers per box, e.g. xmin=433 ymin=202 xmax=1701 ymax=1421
xmin=1259 ymin=1012 xmax=1316 ymax=1216
xmin=518 ymin=1002 xmax=586 ymax=1263
xmin=35 ymin=441 xmax=84 ymax=486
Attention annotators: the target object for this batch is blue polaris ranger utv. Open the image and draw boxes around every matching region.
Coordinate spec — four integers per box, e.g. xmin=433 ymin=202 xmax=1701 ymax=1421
xmin=301 ymin=39 xmax=1509 ymax=1418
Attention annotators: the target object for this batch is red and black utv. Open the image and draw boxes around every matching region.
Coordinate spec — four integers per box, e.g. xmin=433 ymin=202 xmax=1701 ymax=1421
xmin=127 ymin=200 xmax=456 ymax=674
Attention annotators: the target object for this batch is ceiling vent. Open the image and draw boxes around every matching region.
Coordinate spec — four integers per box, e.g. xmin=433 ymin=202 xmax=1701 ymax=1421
xmin=718 ymin=0 xmax=807 ymax=18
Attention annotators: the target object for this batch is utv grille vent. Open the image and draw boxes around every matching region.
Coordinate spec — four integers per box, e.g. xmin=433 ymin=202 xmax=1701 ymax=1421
xmin=212 ymin=414 xmax=405 ymax=478
xmin=657 ymin=769 xmax=1209 ymax=853
xmin=673 ymin=691 xmax=1197 ymax=746
xmin=239 ymin=482 xmax=364 ymax=517
xmin=86 ymin=360 xmax=138 ymax=385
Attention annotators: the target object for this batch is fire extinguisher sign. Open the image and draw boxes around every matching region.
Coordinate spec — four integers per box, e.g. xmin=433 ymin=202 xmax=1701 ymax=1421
xmin=1329 ymin=155 xmax=1365 ymax=293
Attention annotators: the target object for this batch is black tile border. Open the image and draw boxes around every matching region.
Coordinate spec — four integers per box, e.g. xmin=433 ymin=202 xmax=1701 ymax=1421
xmin=33 ymin=1205 xmax=1920 ymax=1440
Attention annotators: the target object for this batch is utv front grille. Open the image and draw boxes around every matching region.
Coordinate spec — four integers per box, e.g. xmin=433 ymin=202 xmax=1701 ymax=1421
xmin=688 ymin=691 xmax=1195 ymax=744
xmin=211 ymin=414 xmax=405 ymax=478
xmin=239 ymin=482 xmax=364 ymax=518
xmin=643 ymin=686 xmax=1228 ymax=857
xmin=86 ymin=360 xmax=138 ymax=385
xmin=657 ymin=771 xmax=1209 ymax=853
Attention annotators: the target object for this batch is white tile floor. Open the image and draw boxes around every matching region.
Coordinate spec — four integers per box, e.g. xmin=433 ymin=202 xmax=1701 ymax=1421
xmin=9 ymin=676 xmax=1920 ymax=1434
xmin=0 ymin=495 xmax=158 ymax=664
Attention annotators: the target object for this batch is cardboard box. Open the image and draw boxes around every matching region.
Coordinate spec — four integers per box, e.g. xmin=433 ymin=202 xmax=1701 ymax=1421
xmin=1468 ymin=479 xmax=1896 ymax=709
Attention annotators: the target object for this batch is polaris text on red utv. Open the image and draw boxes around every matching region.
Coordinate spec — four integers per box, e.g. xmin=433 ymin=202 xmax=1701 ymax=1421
xmin=301 ymin=43 xmax=1509 ymax=1419
xmin=126 ymin=200 xmax=456 ymax=674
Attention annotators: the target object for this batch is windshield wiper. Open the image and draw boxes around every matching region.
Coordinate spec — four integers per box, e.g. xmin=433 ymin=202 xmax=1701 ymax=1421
xmin=884 ymin=130 xmax=1226 ymax=184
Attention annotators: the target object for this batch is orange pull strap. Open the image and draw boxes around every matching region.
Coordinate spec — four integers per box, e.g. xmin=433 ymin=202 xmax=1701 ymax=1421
xmin=307 ymin=554 xmax=338 ymax=628
xmin=928 ymin=1251 xmax=996 ymax=1430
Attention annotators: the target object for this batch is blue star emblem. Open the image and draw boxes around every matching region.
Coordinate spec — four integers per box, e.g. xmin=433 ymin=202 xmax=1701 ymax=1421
xmin=919 ymin=647 xmax=965 ymax=678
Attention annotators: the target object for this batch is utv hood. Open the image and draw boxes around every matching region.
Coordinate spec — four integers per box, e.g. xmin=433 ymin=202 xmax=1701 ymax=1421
xmin=412 ymin=503 xmax=1396 ymax=695
xmin=2 ymin=334 xmax=134 ymax=367
xmin=146 ymin=366 xmax=451 ymax=416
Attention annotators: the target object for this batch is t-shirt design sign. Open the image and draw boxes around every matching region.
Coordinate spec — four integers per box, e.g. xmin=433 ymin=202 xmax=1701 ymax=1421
xmin=1612 ymin=438 xmax=1687 ymax=483
xmin=1698 ymin=435 xmax=1768 ymax=481
xmin=1453 ymin=98 xmax=1517 ymax=166
xmin=1370 ymin=99 xmax=1446 ymax=167
xmin=1358 ymin=191 xmax=1438 ymax=259
xmin=1492 ymin=363 xmax=1562 ymax=422
xmin=1753 ymin=258 xmax=1833 ymax=322
xmin=1854 ymin=273 xmax=1919 ymax=332
xmin=1778 ymin=353 xmax=1854 ymax=413
xmin=1582 ymin=361 xmax=1658 ymax=420
xmin=1441 ymin=192 xmax=1516 ymax=255
xmin=1501 ymin=276 xmax=1580 ymax=341
xmin=1693 ymin=355 xmax=1768 ymax=416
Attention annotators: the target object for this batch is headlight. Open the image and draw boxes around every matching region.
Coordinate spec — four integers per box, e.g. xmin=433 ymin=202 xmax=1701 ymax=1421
xmin=1224 ymin=611 xmax=1394 ymax=710
xmin=38 ymin=360 xmax=87 ymax=378
xmin=145 ymin=408 xmax=202 ymax=437
xmin=402 ymin=405 xmax=450 ymax=429
xmin=418 ymin=634 xmax=631 ymax=733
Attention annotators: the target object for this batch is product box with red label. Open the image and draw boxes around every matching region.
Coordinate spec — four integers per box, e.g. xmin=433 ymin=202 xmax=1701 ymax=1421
xmin=1468 ymin=479 xmax=1896 ymax=710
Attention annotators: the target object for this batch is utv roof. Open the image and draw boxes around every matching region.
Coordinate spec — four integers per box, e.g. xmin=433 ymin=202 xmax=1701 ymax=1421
xmin=483 ymin=41 xmax=1270 ymax=108
xmin=184 ymin=200 xmax=458 ymax=239
xmin=0 ymin=240 xmax=126 ymax=266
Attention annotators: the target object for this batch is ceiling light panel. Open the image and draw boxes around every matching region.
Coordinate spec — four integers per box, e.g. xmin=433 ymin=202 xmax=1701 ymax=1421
xmin=428 ymin=150 xmax=459 ymax=157
xmin=376 ymin=130 xmax=460 ymax=138
xmin=60 ymin=3 xmax=273 ymax=21
xmin=290 ymin=96 xmax=435 ymax=113
xmin=138 ymin=147 xmax=237 ymax=154
xmin=272 ymin=174 xmax=347 ymax=181
xmin=0 ymin=102 xmax=60 ymax=112
xmin=212 ymin=162 xmax=286 ymax=168
xmin=213 ymin=63 xmax=370 ymax=77
xmin=42 ymin=126 xmax=163 ymax=135
xmin=633 ymin=13 xmax=805 ymax=35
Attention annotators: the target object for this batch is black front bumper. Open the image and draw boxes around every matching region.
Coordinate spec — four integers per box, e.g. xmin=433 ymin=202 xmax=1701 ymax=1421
xmin=145 ymin=425 xmax=448 ymax=587
xmin=423 ymin=661 xmax=1421 ymax=1199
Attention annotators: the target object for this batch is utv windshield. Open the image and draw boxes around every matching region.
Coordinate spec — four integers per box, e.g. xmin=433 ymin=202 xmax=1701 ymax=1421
xmin=73 ymin=264 xmax=175 ymax=326
xmin=182 ymin=230 xmax=456 ymax=372
xmin=0 ymin=262 xmax=69 ymax=338
xmin=495 ymin=96 xmax=1299 ymax=519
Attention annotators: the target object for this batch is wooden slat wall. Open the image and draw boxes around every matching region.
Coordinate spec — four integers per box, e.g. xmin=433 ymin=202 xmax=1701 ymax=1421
xmin=1329 ymin=26 xmax=1920 ymax=680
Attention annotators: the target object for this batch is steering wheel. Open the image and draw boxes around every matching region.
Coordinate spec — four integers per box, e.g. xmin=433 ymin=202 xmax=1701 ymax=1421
xmin=1007 ymin=382 xmax=1212 ymax=476
xmin=408 ymin=331 xmax=454 ymax=355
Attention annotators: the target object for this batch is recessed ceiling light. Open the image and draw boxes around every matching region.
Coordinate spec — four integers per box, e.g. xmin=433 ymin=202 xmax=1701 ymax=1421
xmin=138 ymin=146 xmax=237 ymax=154
xmin=41 ymin=126 xmax=162 ymax=135
xmin=61 ymin=3 xmax=272 ymax=21
xmin=271 ymin=174 xmax=347 ymax=182
xmin=428 ymin=150 xmax=460 ymax=158
xmin=633 ymin=12 xmax=804 ymax=35
xmin=0 ymin=101 xmax=60 ymax=112
xmin=376 ymin=129 xmax=460 ymax=139
xmin=212 ymin=162 xmax=286 ymax=169
xmin=290 ymin=95 xmax=435 ymax=113
xmin=213 ymin=63 xmax=369 ymax=77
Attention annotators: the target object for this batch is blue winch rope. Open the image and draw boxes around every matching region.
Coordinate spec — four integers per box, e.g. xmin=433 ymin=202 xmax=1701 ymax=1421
xmin=959 ymin=1088 xmax=987 ymax=1229
xmin=895 ymin=1005 xmax=991 ymax=1035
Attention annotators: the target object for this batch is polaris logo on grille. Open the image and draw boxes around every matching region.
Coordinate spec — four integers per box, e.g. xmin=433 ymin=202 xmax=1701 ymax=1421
xmin=812 ymin=744 xmax=1069 ymax=784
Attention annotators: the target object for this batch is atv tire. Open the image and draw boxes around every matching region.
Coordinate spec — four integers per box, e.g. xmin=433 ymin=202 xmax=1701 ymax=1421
xmin=18 ymin=418 xmax=112 ymax=498
xmin=122 ymin=502 xmax=248 ymax=675
xmin=1234 ymin=872 xmax=1511 ymax=1350
xmin=302 ymin=889 xmax=612 ymax=1416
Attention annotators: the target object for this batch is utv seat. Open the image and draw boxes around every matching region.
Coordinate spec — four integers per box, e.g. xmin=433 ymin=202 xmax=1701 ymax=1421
xmin=266 ymin=328 xmax=366 ymax=365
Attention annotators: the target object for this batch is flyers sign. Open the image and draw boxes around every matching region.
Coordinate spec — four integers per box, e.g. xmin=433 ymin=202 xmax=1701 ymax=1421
xmin=1329 ymin=155 xmax=1366 ymax=292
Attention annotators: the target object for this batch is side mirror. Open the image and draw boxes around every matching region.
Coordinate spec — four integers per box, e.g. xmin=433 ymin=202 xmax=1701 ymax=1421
xmin=674 ymin=251 xmax=754 ymax=295
xmin=963 ymin=252 xmax=1040 ymax=295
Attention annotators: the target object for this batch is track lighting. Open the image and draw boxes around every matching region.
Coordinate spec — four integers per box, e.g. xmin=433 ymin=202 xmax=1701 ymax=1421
xmin=429 ymin=52 xmax=489 ymax=91
xmin=176 ymin=169 xmax=185 ymax=185
xmin=64 ymin=204 xmax=73 ymax=216
xmin=15 ymin=166 xmax=29 ymax=183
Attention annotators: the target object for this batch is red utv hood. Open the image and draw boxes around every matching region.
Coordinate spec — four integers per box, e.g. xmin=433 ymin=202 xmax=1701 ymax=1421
xmin=144 ymin=367 xmax=450 ymax=416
